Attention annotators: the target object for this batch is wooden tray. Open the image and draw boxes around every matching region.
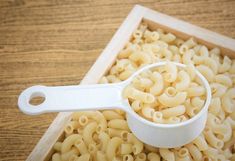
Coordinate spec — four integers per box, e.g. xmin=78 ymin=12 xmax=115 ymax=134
xmin=26 ymin=5 xmax=235 ymax=161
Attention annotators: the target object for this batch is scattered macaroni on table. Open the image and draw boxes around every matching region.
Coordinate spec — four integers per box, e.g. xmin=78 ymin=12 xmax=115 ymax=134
xmin=51 ymin=22 xmax=235 ymax=161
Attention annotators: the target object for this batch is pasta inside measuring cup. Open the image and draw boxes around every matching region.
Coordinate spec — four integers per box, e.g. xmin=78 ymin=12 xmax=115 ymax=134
xmin=123 ymin=62 xmax=206 ymax=124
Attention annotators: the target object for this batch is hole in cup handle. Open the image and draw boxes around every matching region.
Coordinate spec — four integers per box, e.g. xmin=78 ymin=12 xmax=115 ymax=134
xmin=18 ymin=85 xmax=47 ymax=115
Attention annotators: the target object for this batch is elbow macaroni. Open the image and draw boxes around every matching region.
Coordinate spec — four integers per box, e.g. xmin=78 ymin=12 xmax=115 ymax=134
xmin=106 ymin=137 xmax=123 ymax=160
xmin=51 ymin=23 xmax=235 ymax=161
xmin=123 ymin=62 xmax=205 ymax=124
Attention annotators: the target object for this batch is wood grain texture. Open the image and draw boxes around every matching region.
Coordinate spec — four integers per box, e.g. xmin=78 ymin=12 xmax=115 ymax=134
xmin=0 ymin=0 xmax=234 ymax=160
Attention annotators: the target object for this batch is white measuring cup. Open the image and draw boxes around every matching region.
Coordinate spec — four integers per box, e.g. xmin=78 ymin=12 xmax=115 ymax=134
xmin=18 ymin=62 xmax=211 ymax=148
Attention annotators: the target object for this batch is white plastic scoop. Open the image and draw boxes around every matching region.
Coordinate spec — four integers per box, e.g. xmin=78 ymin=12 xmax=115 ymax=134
xmin=18 ymin=62 xmax=211 ymax=148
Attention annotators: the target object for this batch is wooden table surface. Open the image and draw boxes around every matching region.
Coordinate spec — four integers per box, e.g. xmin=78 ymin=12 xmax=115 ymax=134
xmin=0 ymin=0 xmax=235 ymax=160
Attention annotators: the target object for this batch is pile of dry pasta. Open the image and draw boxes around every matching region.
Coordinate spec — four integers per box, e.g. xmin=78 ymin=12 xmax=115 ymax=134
xmin=51 ymin=23 xmax=235 ymax=161
xmin=123 ymin=62 xmax=206 ymax=124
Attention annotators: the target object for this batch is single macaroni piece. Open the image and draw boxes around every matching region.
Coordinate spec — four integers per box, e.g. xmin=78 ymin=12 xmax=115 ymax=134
xmin=53 ymin=142 xmax=62 ymax=152
xmin=215 ymin=74 xmax=233 ymax=87
xmin=112 ymin=156 xmax=122 ymax=161
xmin=192 ymin=134 xmax=208 ymax=151
xmin=149 ymin=72 xmax=164 ymax=96
xmin=179 ymin=115 xmax=188 ymax=122
xmin=119 ymin=70 xmax=135 ymax=81
xmin=129 ymin=51 xmax=152 ymax=65
xmin=164 ymin=116 xmax=181 ymax=124
xmin=147 ymin=152 xmax=160 ymax=161
xmin=204 ymin=127 xmax=224 ymax=149
xmin=219 ymin=56 xmax=232 ymax=73
xmin=160 ymin=33 xmax=176 ymax=43
xmin=108 ymin=119 xmax=130 ymax=131
xmin=61 ymin=134 xmax=82 ymax=153
xmin=185 ymin=143 xmax=202 ymax=161
xmin=175 ymin=70 xmax=190 ymax=91
xmin=83 ymin=122 xmax=97 ymax=145
xmin=221 ymin=88 xmax=235 ymax=113
xmin=203 ymin=146 xmax=219 ymax=160
xmin=131 ymin=100 xmax=143 ymax=112
xmin=175 ymin=147 xmax=191 ymax=161
xmin=133 ymin=29 xmax=143 ymax=40
xmin=123 ymin=85 xmax=155 ymax=104
xmin=99 ymin=76 xmax=109 ymax=84
xmin=64 ymin=121 xmax=80 ymax=135
xmin=107 ymin=128 xmax=128 ymax=138
xmin=210 ymin=82 xmax=228 ymax=97
xmin=76 ymin=153 xmax=90 ymax=161
xmin=223 ymin=148 xmax=233 ymax=159
xmin=174 ymin=38 xmax=184 ymax=47
xmin=61 ymin=148 xmax=78 ymax=161
xmin=191 ymin=97 xmax=205 ymax=110
xmin=144 ymin=30 xmax=160 ymax=42
xmin=141 ymin=107 xmax=155 ymax=119
xmin=163 ymin=62 xmax=178 ymax=82
xmin=88 ymin=143 xmax=97 ymax=159
xmin=203 ymin=57 xmax=218 ymax=74
xmin=213 ymin=119 xmax=232 ymax=142
xmin=127 ymin=133 xmax=143 ymax=155
xmin=182 ymin=49 xmax=194 ymax=65
xmin=161 ymin=105 xmax=186 ymax=118
xmin=52 ymin=153 xmax=61 ymax=161
xmin=51 ymin=23 xmax=235 ymax=161
xmin=97 ymin=151 xmax=107 ymax=161
xmin=196 ymin=65 xmax=215 ymax=82
xmin=152 ymin=111 xmax=163 ymax=123
xmin=158 ymin=90 xmax=187 ymax=107
xmin=135 ymin=153 xmax=147 ymax=161
xmin=173 ymin=53 xmax=181 ymax=63
xmin=160 ymin=48 xmax=173 ymax=61
xmin=186 ymin=86 xmax=205 ymax=97
xmin=98 ymin=132 xmax=110 ymax=152
xmin=120 ymin=143 xmax=133 ymax=155
xmin=185 ymin=64 xmax=196 ymax=80
xmin=74 ymin=139 xmax=88 ymax=155
xmin=179 ymin=44 xmax=189 ymax=55
xmin=169 ymin=45 xmax=180 ymax=55
xmin=226 ymin=116 xmax=235 ymax=129
xmin=102 ymin=110 xmax=124 ymax=120
xmin=229 ymin=60 xmax=235 ymax=74
xmin=132 ymin=77 xmax=153 ymax=90
xmin=183 ymin=37 xmax=197 ymax=49
xmin=117 ymin=46 xmax=133 ymax=59
xmin=106 ymin=137 xmax=123 ymax=160
xmin=123 ymin=154 xmax=133 ymax=161
xmin=206 ymin=113 xmax=221 ymax=129
xmin=159 ymin=148 xmax=175 ymax=161
xmin=199 ymin=46 xmax=209 ymax=57
xmin=78 ymin=115 xmax=89 ymax=127
xmin=185 ymin=100 xmax=200 ymax=117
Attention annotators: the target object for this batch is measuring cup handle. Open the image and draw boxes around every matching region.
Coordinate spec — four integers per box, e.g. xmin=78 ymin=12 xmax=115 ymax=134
xmin=18 ymin=83 xmax=126 ymax=115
